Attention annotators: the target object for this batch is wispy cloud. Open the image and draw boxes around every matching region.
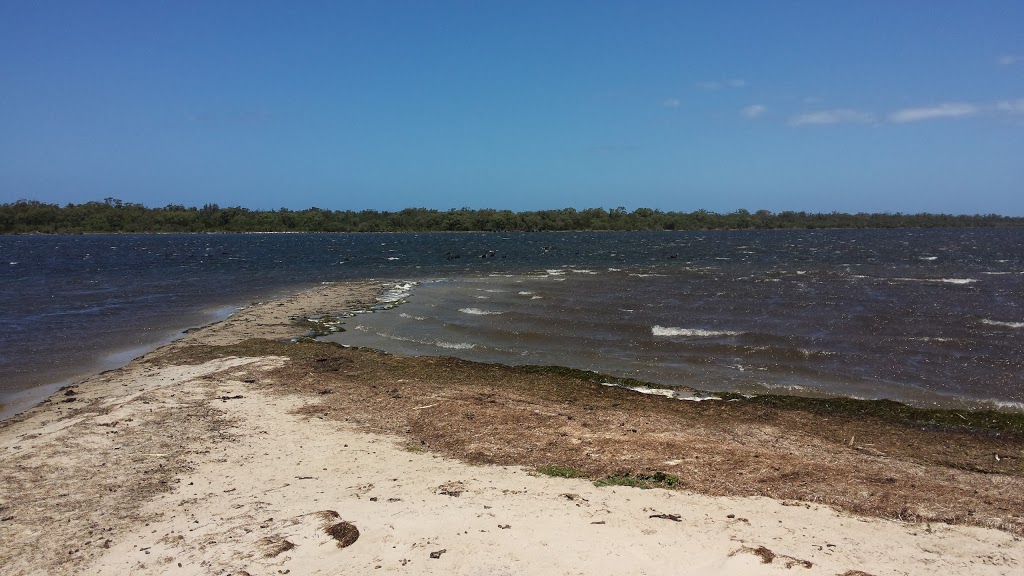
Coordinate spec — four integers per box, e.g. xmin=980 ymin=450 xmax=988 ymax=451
xmin=999 ymin=54 xmax=1023 ymax=66
xmin=996 ymin=99 xmax=1024 ymax=114
xmin=889 ymin=103 xmax=978 ymax=123
xmin=740 ymin=104 xmax=766 ymax=119
xmin=789 ymin=109 xmax=875 ymax=126
xmin=696 ymin=78 xmax=746 ymax=90
xmin=662 ymin=98 xmax=681 ymax=109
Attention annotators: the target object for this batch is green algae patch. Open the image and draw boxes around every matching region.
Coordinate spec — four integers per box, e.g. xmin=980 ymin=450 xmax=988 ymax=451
xmin=595 ymin=471 xmax=680 ymax=489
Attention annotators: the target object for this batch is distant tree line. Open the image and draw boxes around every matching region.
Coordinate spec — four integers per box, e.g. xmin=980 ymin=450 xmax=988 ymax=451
xmin=1 ymin=198 xmax=1022 ymax=234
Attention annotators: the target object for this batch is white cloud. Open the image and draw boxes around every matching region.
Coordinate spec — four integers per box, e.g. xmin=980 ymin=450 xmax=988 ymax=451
xmin=996 ymin=99 xmax=1024 ymax=114
xmin=740 ymin=104 xmax=766 ymax=119
xmin=696 ymin=78 xmax=746 ymax=90
xmin=662 ymin=98 xmax=681 ymax=108
xmin=789 ymin=109 xmax=875 ymax=126
xmin=999 ymin=54 xmax=1023 ymax=66
xmin=889 ymin=103 xmax=978 ymax=123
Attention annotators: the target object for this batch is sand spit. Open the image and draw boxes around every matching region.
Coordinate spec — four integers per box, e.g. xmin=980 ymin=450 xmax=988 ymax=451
xmin=1 ymin=281 xmax=1022 ymax=575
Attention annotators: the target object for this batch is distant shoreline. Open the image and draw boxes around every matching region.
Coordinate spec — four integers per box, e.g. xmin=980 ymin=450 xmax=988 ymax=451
xmin=4 ymin=199 xmax=1023 ymax=234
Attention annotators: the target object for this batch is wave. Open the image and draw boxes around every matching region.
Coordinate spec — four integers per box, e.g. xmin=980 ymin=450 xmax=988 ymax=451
xmin=989 ymin=400 xmax=1024 ymax=412
xmin=458 ymin=307 xmax=504 ymax=315
xmin=981 ymin=319 xmax=1024 ymax=329
xmin=398 ymin=312 xmax=426 ymax=321
xmin=518 ymin=291 xmax=533 ymax=295
xmin=435 ymin=341 xmax=476 ymax=350
xmin=599 ymin=382 xmax=723 ymax=402
xmin=379 ymin=331 xmax=476 ymax=350
xmin=891 ymin=277 xmax=977 ymax=285
xmin=377 ymin=281 xmax=417 ymax=306
xmin=652 ymin=325 xmax=742 ymax=337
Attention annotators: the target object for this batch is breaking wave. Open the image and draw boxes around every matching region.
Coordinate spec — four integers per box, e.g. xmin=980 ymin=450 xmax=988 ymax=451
xmin=981 ymin=319 xmax=1024 ymax=329
xmin=652 ymin=325 xmax=742 ymax=337
xmin=458 ymin=308 xmax=504 ymax=316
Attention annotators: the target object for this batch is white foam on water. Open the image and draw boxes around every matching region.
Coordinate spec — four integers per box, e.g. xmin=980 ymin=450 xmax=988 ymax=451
xmin=990 ymin=400 xmax=1024 ymax=412
xmin=629 ymin=273 xmax=666 ymax=278
xmin=530 ymin=296 xmax=543 ymax=300
xmin=652 ymin=325 xmax=742 ymax=337
xmin=476 ymin=295 xmax=490 ymax=299
xmin=458 ymin=308 xmax=504 ymax=315
xmin=891 ymin=277 xmax=977 ymax=285
xmin=570 ymin=269 xmax=598 ymax=274
xmin=599 ymin=382 xmax=722 ymax=402
xmin=545 ymin=269 xmax=566 ymax=275
xmin=981 ymin=319 xmax=1024 ymax=329
xmin=607 ymin=267 xmax=621 ymax=272
xmin=919 ymin=256 xmax=938 ymax=261
xmin=386 ymin=256 xmax=400 ymax=261
xmin=913 ymin=336 xmax=953 ymax=342
xmin=435 ymin=341 xmax=476 ymax=350
xmin=398 ymin=313 xmax=426 ymax=321
xmin=982 ymin=272 xmax=1012 ymax=275
xmin=377 ymin=281 xmax=418 ymax=305
xmin=518 ymin=291 xmax=534 ymax=295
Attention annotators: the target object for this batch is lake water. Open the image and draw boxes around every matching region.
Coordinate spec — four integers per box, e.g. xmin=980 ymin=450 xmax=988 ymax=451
xmin=2 ymin=229 xmax=1022 ymax=418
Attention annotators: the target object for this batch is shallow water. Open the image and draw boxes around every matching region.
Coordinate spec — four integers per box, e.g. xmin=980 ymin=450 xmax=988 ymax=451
xmin=2 ymin=228 xmax=1022 ymax=417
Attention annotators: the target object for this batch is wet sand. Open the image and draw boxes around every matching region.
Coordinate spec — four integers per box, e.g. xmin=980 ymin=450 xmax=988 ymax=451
xmin=0 ymin=280 xmax=1021 ymax=575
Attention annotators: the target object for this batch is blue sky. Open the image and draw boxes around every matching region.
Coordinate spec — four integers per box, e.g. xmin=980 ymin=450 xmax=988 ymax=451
xmin=1 ymin=1 xmax=1022 ymax=214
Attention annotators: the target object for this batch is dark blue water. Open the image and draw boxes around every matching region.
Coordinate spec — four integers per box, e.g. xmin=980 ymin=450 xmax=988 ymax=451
xmin=2 ymin=229 xmax=1023 ymax=418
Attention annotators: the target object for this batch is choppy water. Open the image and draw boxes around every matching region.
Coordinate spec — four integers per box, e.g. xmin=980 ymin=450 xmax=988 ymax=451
xmin=2 ymin=229 xmax=1023 ymax=418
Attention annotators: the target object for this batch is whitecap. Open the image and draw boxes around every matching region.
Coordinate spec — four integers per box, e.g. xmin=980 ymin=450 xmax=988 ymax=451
xmin=458 ymin=308 xmax=504 ymax=315
xmin=981 ymin=319 xmax=1024 ymax=329
xmin=530 ymin=296 xmax=543 ymax=300
xmin=386 ymin=256 xmax=400 ymax=261
xmin=652 ymin=325 xmax=742 ymax=337
xmin=919 ymin=256 xmax=938 ymax=261
xmin=435 ymin=341 xmax=476 ymax=350
xmin=518 ymin=291 xmax=534 ymax=295
xmin=600 ymin=382 xmax=722 ymax=401
xmin=398 ymin=313 xmax=426 ymax=321
xmin=891 ymin=277 xmax=977 ymax=285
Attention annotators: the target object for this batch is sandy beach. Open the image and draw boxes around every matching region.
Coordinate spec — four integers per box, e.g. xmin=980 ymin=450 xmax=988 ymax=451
xmin=1 ymin=281 xmax=1021 ymax=575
